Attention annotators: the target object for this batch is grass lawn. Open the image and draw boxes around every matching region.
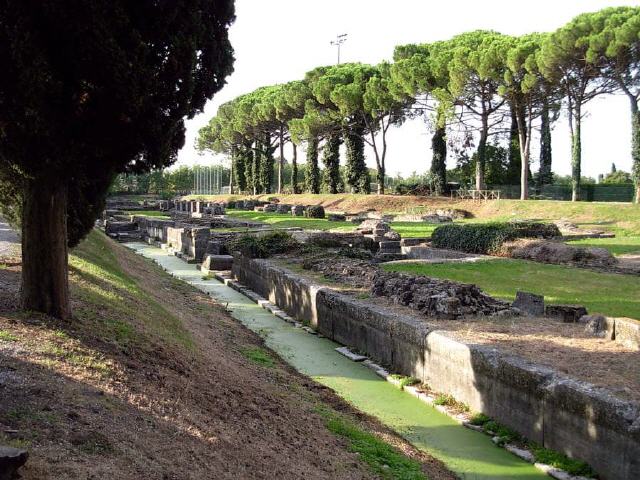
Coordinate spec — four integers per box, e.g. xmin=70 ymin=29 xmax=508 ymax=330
xmin=226 ymin=209 xmax=453 ymax=237
xmin=567 ymin=236 xmax=640 ymax=256
xmin=123 ymin=210 xmax=171 ymax=218
xmin=383 ymin=259 xmax=640 ymax=319
xmin=390 ymin=222 xmax=440 ymax=238
xmin=225 ymin=209 xmax=355 ymax=231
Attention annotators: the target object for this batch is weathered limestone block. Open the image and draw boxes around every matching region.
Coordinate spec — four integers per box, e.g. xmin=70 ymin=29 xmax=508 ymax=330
xmin=545 ymin=304 xmax=588 ymax=323
xmin=378 ymin=240 xmax=401 ymax=254
xmin=581 ymin=314 xmax=614 ymax=339
xmin=276 ymin=204 xmax=292 ymax=214
xmin=512 ymin=291 xmax=544 ymax=316
xmin=264 ymin=204 xmax=278 ymax=213
xmin=202 ymin=254 xmax=233 ymax=272
xmin=105 ymin=220 xmax=137 ymax=235
xmin=614 ymin=317 xmax=640 ymax=348
xmin=291 ymin=205 xmax=306 ymax=216
xmin=357 ymin=219 xmax=390 ymax=235
xmin=327 ymin=213 xmax=346 ymax=222
xmin=383 ymin=231 xmax=401 ymax=241
xmin=400 ymin=238 xmax=427 ymax=247
xmin=205 ymin=240 xmax=226 ymax=256
xmin=185 ymin=227 xmax=210 ymax=262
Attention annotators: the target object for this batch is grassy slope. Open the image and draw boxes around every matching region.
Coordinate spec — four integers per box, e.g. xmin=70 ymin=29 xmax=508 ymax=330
xmin=384 ymin=259 xmax=640 ymax=319
xmin=186 ymin=194 xmax=640 ymax=231
xmin=567 ymin=236 xmax=640 ymax=256
xmin=0 ymin=230 xmax=445 ymax=480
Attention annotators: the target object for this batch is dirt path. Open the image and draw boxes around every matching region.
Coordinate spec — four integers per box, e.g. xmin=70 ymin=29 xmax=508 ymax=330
xmin=0 ymin=218 xmax=19 ymax=258
xmin=0 ymin=231 xmax=453 ymax=480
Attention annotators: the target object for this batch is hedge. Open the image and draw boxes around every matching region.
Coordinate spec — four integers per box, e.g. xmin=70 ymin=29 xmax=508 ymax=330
xmin=228 ymin=231 xmax=298 ymax=258
xmin=431 ymin=222 xmax=560 ymax=254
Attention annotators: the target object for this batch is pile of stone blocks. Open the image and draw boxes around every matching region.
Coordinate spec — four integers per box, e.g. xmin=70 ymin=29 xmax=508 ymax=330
xmin=357 ymin=219 xmax=391 ymax=242
xmin=263 ymin=204 xmax=278 ymax=213
xmin=276 ymin=204 xmax=292 ymax=214
xmin=291 ymin=205 xmax=305 ymax=216
xmin=371 ymin=271 xmax=514 ymax=319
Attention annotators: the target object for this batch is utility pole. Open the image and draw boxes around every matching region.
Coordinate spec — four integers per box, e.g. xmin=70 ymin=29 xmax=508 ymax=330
xmin=330 ymin=33 xmax=347 ymax=64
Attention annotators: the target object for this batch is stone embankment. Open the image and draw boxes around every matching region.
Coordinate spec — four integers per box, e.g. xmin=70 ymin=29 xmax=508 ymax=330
xmin=231 ymin=255 xmax=640 ymax=480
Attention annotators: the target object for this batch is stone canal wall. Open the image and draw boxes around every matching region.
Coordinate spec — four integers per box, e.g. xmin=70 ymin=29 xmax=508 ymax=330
xmin=232 ymin=255 xmax=640 ymax=480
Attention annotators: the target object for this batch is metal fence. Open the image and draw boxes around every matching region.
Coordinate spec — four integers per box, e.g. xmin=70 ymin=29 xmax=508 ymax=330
xmin=485 ymin=184 xmax=635 ymax=202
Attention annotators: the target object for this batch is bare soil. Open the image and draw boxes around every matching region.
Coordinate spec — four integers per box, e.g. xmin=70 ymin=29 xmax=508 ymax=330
xmin=0 ymin=239 xmax=454 ymax=479
xmin=276 ymin=255 xmax=640 ymax=404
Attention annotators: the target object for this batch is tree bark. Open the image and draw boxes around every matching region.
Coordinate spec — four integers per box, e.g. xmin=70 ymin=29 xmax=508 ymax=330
xmin=430 ymin=125 xmax=447 ymax=195
xmin=229 ymin=146 xmax=235 ymax=194
xmin=515 ymin=102 xmax=532 ymax=200
xmin=571 ymin=107 xmax=582 ymax=202
xmin=475 ymin=114 xmax=488 ymax=190
xmin=538 ymin=100 xmax=553 ymax=188
xmin=291 ymin=143 xmax=298 ymax=194
xmin=507 ymin=105 xmax=521 ymax=184
xmin=21 ymin=179 xmax=70 ymax=319
xmin=278 ymin=126 xmax=284 ymax=194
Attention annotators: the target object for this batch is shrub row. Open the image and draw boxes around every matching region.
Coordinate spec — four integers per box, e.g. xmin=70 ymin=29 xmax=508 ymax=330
xmin=431 ymin=222 xmax=561 ymax=254
xmin=228 ymin=231 xmax=298 ymax=258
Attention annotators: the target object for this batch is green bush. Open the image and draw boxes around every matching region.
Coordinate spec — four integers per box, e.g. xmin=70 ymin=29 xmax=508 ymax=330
xmin=305 ymin=205 xmax=325 ymax=218
xmin=431 ymin=222 xmax=560 ymax=254
xmin=228 ymin=231 xmax=298 ymax=259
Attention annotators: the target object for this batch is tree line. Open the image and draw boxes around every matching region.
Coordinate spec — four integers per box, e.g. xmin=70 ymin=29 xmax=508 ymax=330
xmin=198 ymin=6 xmax=640 ymax=203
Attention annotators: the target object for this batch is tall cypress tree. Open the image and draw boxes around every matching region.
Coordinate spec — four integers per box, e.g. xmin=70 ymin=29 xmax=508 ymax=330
xmin=252 ymin=140 xmax=261 ymax=194
xmin=234 ymin=145 xmax=247 ymax=193
xmin=538 ymin=101 xmax=553 ymax=187
xmin=259 ymin=132 xmax=274 ymax=193
xmin=345 ymin=125 xmax=370 ymax=193
xmin=291 ymin=143 xmax=299 ymax=194
xmin=305 ymin=137 xmax=320 ymax=194
xmin=322 ymin=133 xmax=341 ymax=194
xmin=430 ymin=125 xmax=447 ymax=195
xmin=506 ymin=105 xmax=521 ymax=185
xmin=0 ymin=0 xmax=234 ymax=318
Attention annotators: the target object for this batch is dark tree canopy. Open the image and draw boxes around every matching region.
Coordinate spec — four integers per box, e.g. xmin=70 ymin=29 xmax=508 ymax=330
xmin=0 ymin=1 xmax=235 ymax=318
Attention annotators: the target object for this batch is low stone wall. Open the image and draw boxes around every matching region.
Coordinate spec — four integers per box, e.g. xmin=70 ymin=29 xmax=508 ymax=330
xmin=232 ymin=255 xmax=640 ymax=480
xmin=166 ymin=226 xmax=210 ymax=262
xmin=133 ymin=216 xmax=174 ymax=243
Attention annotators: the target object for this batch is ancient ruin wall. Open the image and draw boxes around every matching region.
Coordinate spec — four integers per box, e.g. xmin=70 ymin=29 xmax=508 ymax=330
xmin=232 ymin=255 xmax=640 ymax=480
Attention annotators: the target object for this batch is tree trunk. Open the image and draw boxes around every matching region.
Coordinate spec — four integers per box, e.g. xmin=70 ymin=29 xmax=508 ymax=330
xmin=515 ymin=103 xmax=531 ymax=200
xmin=571 ymin=108 xmax=582 ymax=202
xmin=475 ymin=115 xmax=488 ymax=190
xmin=278 ymin=127 xmax=284 ymax=194
xmin=630 ymin=97 xmax=640 ymax=204
xmin=376 ymin=164 xmax=385 ymax=195
xmin=291 ymin=143 xmax=298 ymax=194
xmin=538 ymin=100 xmax=553 ymax=188
xmin=305 ymin=137 xmax=320 ymax=194
xmin=21 ymin=179 xmax=70 ymax=319
xmin=507 ymin=105 xmax=521 ymax=184
xmin=229 ymin=146 xmax=235 ymax=194
xmin=431 ymin=125 xmax=447 ymax=195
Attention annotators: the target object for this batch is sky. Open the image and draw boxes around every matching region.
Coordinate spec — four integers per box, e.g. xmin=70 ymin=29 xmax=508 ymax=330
xmin=176 ymin=0 xmax=640 ymax=179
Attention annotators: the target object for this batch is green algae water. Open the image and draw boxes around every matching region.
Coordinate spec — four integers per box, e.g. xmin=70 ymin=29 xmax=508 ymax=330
xmin=127 ymin=243 xmax=546 ymax=479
